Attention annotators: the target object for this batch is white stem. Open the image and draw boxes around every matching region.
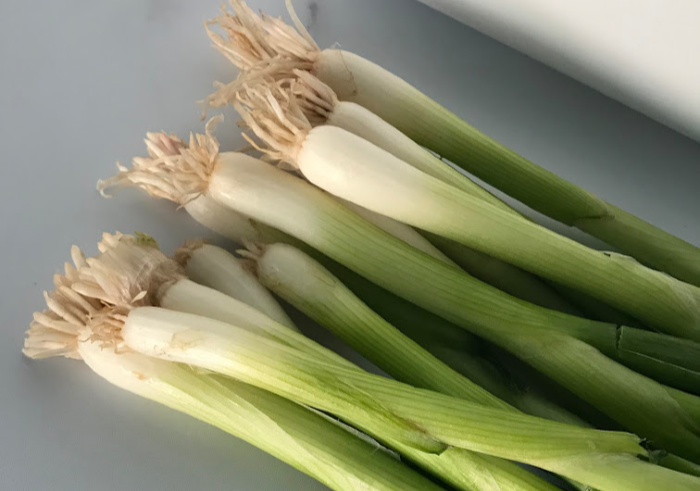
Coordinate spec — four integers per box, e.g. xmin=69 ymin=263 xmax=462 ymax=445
xmin=160 ymin=279 xmax=354 ymax=368
xmin=184 ymin=194 xmax=264 ymax=244
xmin=181 ymin=244 xmax=295 ymax=329
xmin=296 ymin=126 xmax=700 ymax=339
xmin=78 ymin=337 xmax=433 ymax=491
xmin=122 ymin=306 xmax=447 ymax=454
xmin=78 ymin=336 xmax=183 ymax=399
xmin=297 ymin=125 xmax=447 ymax=229
xmin=328 ymin=101 xmax=515 ymax=215
xmin=208 ymin=154 xmax=340 ymax=243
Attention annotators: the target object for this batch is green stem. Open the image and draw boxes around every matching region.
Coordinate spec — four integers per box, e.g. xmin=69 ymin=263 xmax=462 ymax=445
xmin=127 ymin=307 xmax=663 ymax=491
xmin=657 ymin=454 xmax=700 ymax=478
xmin=548 ymin=282 xmax=646 ymax=328
xmin=617 ymin=327 xmax=700 ymax=394
xmin=430 ymin=346 xmax=588 ymax=428
xmin=247 ymin=220 xmax=480 ymax=353
xmin=209 ymin=161 xmax=700 ymax=461
xmin=254 ymin=243 xmax=512 ymax=409
xmin=316 ymin=49 xmax=700 ymax=286
xmin=575 ymin=204 xmax=700 ymax=287
xmin=424 ymin=232 xmax=582 ymax=315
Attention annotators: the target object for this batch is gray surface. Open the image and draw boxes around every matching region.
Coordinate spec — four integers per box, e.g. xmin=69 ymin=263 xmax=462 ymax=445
xmin=0 ymin=0 xmax=698 ymax=490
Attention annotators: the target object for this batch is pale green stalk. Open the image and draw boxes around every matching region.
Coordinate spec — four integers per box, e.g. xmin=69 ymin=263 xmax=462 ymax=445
xmin=285 ymin=71 xmax=644 ymax=324
xmin=250 ymin=241 xmax=700 ymax=488
xmin=159 ymin=278 xmax=356 ymax=370
xmin=224 ymin=64 xmax=593 ymax=318
xmin=251 ymin=242 xmax=510 ymax=409
xmin=84 ymin=232 xmax=555 ymax=490
xmin=316 ymin=52 xmax=700 ymax=289
xmin=23 ymin=275 xmax=441 ymax=491
xmin=99 ymin=133 xmax=700 ymax=461
xmin=181 ymin=194 xmax=479 ymax=351
xmin=429 ymin=345 xmax=589 ymax=428
xmin=545 ymin=282 xmax=646 ymax=328
xmin=77 ymin=346 xmax=440 ymax=491
xmin=239 ymin=84 xmax=700 ymax=381
xmin=252 ymin=242 xmax=590 ymax=430
xmin=122 ymin=306 xmax=700 ymax=491
xmin=268 ymin=120 xmax=700 ymax=341
xmin=423 ymin=232 xmax=581 ymax=315
xmin=339 ymin=199 xmax=455 ymax=265
xmin=616 ymin=327 xmax=700 ymax=395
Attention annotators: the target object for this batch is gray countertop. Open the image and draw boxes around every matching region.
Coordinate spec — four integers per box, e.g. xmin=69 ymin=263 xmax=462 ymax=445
xmin=1 ymin=0 xmax=697 ymax=489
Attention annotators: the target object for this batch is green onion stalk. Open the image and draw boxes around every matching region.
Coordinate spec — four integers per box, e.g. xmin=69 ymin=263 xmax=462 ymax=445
xmin=97 ymin=126 xmax=700 ymax=461
xmin=40 ymin=233 xmax=564 ymax=491
xmin=232 ymin=80 xmax=700 ymax=394
xmin=207 ymin=0 xmax=700 ymax=287
xmin=207 ymin=62 xmax=593 ymax=322
xmin=36 ymin=234 xmax=700 ymax=491
xmin=170 ymin=205 xmax=600 ymax=425
xmin=22 ymin=239 xmax=445 ymax=491
xmin=234 ymin=81 xmax=700 ymax=343
xmin=247 ymin=241 xmax=591 ymax=429
xmin=211 ymin=62 xmax=646 ymax=330
xmin=173 ymin=239 xmax=296 ymax=329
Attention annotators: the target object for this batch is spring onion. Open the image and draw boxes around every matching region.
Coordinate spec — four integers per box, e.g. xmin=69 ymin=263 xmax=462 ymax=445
xmin=208 ymin=0 xmax=700 ymax=287
xmin=219 ymin=70 xmax=598 ymax=318
xmin=23 ymin=247 xmax=441 ymax=491
xmin=51 ymin=240 xmax=658 ymax=491
xmin=247 ymin=241 xmax=509 ymax=408
xmin=231 ymin=67 xmax=641 ymax=325
xmin=100 ymin=129 xmax=478 ymax=353
xmin=89 ymin=233 xmax=569 ymax=490
xmin=99 ymin=126 xmax=700 ymax=462
xmin=124 ymin=306 xmax=698 ymax=491
xmin=248 ymin=241 xmax=594 ymax=431
xmin=235 ymin=82 xmax=700 ymax=342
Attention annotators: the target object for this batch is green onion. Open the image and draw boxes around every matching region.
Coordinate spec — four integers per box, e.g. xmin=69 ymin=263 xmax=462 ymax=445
xmin=338 ymin=199 xmax=455 ymax=264
xmin=248 ymin=241 xmax=510 ymax=408
xmin=38 ymin=232 xmax=700 ymax=490
xmin=208 ymin=0 xmax=700 ymax=287
xmin=225 ymin=65 xmax=646 ymax=327
xmin=249 ymin=241 xmax=596 ymax=432
xmin=172 ymin=231 xmax=590 ymax=430
xmin=422 ymin=232 xmax=582 ymax=315
xmin=99 ymin=126 xmax=700 ymax=462
xmin=121 ymin=307 xmax=700 ymax=491
xmin=234 ymin=84 xmax=700 ymax=342
xmin=82 ymin=233 xmax=565 ymax=490
xmin=616 ymin=327 xmax=700 ymax=395
xmin=216 ymin=67 xmax=596 ymax=318
xmin=23 ymin=245 xmax=441 ymax=491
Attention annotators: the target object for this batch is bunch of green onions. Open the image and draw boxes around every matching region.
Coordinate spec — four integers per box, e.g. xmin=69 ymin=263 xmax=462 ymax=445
xmin=24 ymin=234 xmax=700 ymax=490
xmin=23 ymin=1 xmax=700 ymax=489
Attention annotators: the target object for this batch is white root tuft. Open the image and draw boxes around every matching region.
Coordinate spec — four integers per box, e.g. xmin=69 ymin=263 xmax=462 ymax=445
xmin=204 ymin=64 xmax=338 ymax=131
xmin=23 ymin=233 xmax=184 ymax=360
xmin=206 ymin=0 xmax=319 ymax=72
xmin=234 ymin=80 xmax=312 ymax=167
xmin=202 ymin=0 xmax=323 ymax=117
xmin=97 ymin=118 xmax=222 ymax=206
xmin=289 ymin=69 xmax=338 ymax=126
